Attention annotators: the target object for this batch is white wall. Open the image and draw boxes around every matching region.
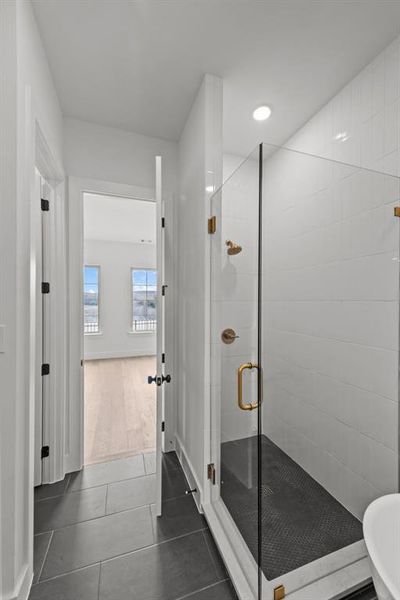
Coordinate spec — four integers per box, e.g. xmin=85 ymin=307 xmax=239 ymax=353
xmin=175 ymin=74 xmax=223 ymax=503
xmin=84 ymin=240 xmax=156 ymax=359
xmin=64 ymin=117 xmax=178 ymax=194
xmin=0 ymin=1 xmax=64 ymax=599
xmin=261 ymin=37 xmax=400 ymax=520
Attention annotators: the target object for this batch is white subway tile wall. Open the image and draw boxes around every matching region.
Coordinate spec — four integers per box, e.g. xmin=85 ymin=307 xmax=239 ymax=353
xmin=263 ymin=35 xmax=400 ymax=519
xmin=211 ymin=154 xmax=260 ymax=446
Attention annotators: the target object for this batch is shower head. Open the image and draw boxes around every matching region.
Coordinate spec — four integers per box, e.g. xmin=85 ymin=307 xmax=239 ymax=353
xmin=225 ymin=240 xmax=242 ymax=256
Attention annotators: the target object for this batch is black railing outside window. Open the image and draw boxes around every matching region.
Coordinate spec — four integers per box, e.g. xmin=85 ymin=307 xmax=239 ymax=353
xmin=84 ymin=265 xmax=100 ymax=334
xmin=132 ymin=269 xmax=157 ymax=333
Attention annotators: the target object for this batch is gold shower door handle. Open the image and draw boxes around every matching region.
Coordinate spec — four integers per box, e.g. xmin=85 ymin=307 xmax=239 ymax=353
xmin=237 ymin=362 xmax=260 ymax=411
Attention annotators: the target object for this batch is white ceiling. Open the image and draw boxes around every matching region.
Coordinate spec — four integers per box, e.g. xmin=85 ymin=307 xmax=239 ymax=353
xmin=84 ymin=193 xmax=156 ymax=244
xmin=33 ymin=0 xmax=400 ymax=155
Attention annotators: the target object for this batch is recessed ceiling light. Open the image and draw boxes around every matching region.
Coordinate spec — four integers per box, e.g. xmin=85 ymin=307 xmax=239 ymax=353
xmin=253 ymin=105 xmax=272 ymax=121
xmin=334 ymin=131 xmax=350 ymax=142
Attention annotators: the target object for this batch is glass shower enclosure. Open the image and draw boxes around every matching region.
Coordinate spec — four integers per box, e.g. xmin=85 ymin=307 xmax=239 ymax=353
xmin=208 ymin=143 xmax=400 ymax=599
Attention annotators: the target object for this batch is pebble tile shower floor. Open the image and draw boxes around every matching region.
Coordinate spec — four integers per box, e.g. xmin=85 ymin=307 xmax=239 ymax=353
xmin=221 ymin=436 xmax=364 ymax=580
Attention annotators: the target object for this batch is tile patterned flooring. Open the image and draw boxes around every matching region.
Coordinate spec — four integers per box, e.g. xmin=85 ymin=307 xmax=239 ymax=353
xmin=31 ymin=452 xmax=237 ymax=600
xmin=221 ymin=435 xmax=363 ymax=580
xmin=31 ymin=449 xmax=376 ymax=600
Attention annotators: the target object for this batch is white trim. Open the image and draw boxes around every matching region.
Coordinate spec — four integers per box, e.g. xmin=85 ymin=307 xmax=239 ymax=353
xmin=286 ymin=559 xmax=371 ymax=600
xmin=4 ymin=564 xmax=33 ymax=600
xmin=67 ymin=177 xmax=156 ymax=474
xmin=175 ymin=434 xmax=203 ymax=513
xmin=203 ymin=500 xmax=256 ymax=600
xmin=84 ymin=350 xmax=156 ymax=360
xmin=127 ymin=330 xmax=156 ymax=336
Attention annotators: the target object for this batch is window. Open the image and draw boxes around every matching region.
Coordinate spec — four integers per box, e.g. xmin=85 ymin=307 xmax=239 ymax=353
xmin=84 ymin=266 xmax=100 ymax=334
xmin=131 ymin=269 xmax=157 ymax=332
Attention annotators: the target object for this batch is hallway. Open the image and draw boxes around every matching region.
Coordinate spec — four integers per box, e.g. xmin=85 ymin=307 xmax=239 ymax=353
xmin=31 ymin=452 xmax=236 ymax=599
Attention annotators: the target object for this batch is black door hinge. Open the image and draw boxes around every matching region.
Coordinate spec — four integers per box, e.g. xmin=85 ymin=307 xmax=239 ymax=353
xmin=41 ymin=198 xmax=49 ymax=211
xmin=161 ymin=217 xmax=165 ymax=228
xmin=162 ymin=284 xmax=167 ymax=296
xmin=41 ymin=282 xmax=50 ymax=294
xmin=161 ymin=421 xmax=165 ymax=432
xmin=41 ymin=445 xmax=50 ymax=459
xmin=162 ymin=353 xmax=165 ymax=364
xmin=41 ymin=363 xmax=50 ymax=376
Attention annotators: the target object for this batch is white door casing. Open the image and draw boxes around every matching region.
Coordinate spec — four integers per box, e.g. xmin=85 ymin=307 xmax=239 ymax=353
xmin=155 ymin=155 xmax=166 ymax=516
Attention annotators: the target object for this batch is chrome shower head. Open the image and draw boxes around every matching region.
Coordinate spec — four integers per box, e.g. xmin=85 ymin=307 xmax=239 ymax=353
xmin=225 ymin=240 xmax=242 ymax=256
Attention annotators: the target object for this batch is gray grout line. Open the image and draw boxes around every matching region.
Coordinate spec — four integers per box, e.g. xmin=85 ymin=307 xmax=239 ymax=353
xmin=65 ymin=469 xmax=147 ymax=494
xmin=97 ymin=561 xmax=102 ymax=600
xmin=176 ymin=579 xmax=231 ymax=600
xmin=35 ymin=481 xmax=108 ymax=504
xmin=32 ymin=562 xmax=101 ymax=587
xmin=36 ymin=530 xmax=54 ymax=583
xmin=100 ymin=526 xmax=210 ymax=567
xmin=35 ymin=527 xmax=209 ymax=585
xmin=35 ymin=501 xmax=152 ymax=536
xmin=200 ymin=529 xmax=225 ymax=582
xmin=104 ymin=482 xmax=109 ymax=514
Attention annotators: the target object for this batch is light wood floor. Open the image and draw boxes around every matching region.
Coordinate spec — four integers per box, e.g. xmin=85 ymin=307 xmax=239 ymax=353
xmin=84 ymin=356 xmax=156 ymax=465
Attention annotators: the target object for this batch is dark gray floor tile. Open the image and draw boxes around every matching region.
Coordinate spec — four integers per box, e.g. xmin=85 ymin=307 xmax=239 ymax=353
xmin=35 ymin=474 xmax=70 ymax=502
xmin=151 ymin=495 xmax=206 ymax=542
xmin=68 ymin=455 xmax=145 ymax=492
xmin=163 ymin=462 xmax=188 ymax=500
xmin=163 ymin=451 xmax=181 ymax=471
xmin=29 ymin=564 xmax=100 ymax=600
xmin=33 ymin=532 xmax=52 ymax=584
xmin=202 ymin=530 xmax=228 ymax=581
xmin=181 ymin=580 xmax=238 ymax=600
xmin=107 ymin=474 xmax=156 ymax=514
xmin=344 ymin=585 xmax=377 ymax=599
xmin=144 ymin=452 xmax=156 ymax=474
xmin=41 ymin=505 xmax=154 ymax=580
xmin=35 ymin=486 xmax=107 ymax=533
xmin=99 ymin=531 xmax=224 ymax=600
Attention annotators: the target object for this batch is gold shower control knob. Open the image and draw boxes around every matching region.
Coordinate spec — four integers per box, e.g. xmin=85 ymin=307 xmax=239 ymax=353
xmin=221 ymin=328 xmax=239 ymax=344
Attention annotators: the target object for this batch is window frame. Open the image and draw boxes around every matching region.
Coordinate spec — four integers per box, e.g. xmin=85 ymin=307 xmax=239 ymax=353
xmin=130 ymin=267 xmax=157 ymax=334
xmin=83 ymin=264 xmax=101 ymax=335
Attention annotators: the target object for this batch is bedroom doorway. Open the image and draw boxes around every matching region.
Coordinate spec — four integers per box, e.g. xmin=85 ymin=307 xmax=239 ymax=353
xmin=82 ymin=192 xmax=157 ymax=466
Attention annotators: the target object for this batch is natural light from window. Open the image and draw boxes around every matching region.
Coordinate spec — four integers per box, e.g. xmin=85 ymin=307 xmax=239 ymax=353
xmin=84 ymin=265 xmax=100 ymax=334
xmin=131 ymin=269 xmax=157 ymax=332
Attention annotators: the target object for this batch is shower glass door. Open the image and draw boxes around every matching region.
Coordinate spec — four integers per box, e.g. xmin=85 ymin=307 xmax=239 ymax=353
xmin=209 ymin=146 xmax=262 ymax=600
xmin=260 ymin=142 xmax=400 ymax=598
xmin=209 ymin=142 xmax=400 ymax=600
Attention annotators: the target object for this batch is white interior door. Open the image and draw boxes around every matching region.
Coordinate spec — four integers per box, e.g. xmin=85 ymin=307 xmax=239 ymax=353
xmin=40 ymin=175 xmax=52 ymax=483
xmin=154 ymin=155 xmax=169 ymax=516
xmin=33 ymin=169 xmax=43 ymax=486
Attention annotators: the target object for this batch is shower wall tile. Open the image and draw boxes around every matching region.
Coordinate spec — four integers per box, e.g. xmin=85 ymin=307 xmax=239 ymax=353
xmin=212 ymin=153 xmax=260 ymax=444
xmin=258 ymin=33 xmax=400 ymax=520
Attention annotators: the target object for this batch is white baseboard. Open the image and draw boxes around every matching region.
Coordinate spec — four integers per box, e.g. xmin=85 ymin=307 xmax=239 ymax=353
xmin=84 ymin=350 xmax=156 ymax=360
xmin=2 ymin=564 xmax=33 ymax=600
xmin=174 ymin=435 xmax=203 ymax=513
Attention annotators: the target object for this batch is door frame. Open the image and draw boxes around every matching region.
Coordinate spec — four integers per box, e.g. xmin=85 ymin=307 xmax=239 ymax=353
xmin=67 ymin=176 xmax=176 ymax=472
xmin=33 ymin=125 xmax=66 ymax=486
